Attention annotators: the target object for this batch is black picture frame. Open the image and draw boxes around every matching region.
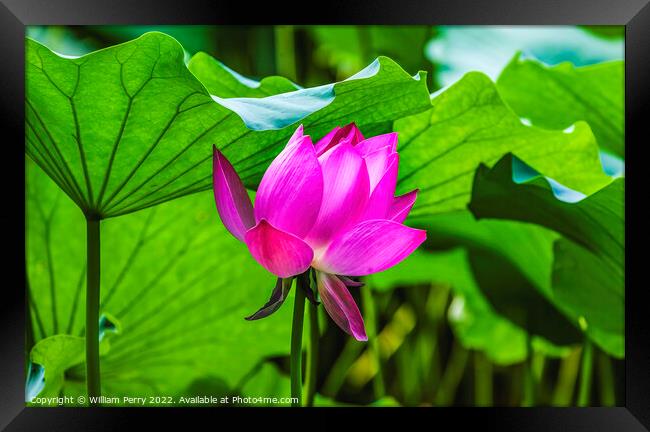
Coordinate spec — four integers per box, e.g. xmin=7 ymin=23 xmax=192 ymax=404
xmin=1 ymin=0 xmax=647 ymax=430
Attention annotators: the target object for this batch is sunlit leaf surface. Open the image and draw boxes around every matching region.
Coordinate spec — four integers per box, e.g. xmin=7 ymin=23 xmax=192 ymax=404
xmin=497 ymin=56 xmax=624 ymax=156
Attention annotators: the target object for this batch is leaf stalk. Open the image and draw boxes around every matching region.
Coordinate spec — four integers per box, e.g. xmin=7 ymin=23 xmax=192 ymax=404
xmin=290 ymin=275 xmax=306 ymax=407
xmin=85 ymin=216 xmax=101 ymax=403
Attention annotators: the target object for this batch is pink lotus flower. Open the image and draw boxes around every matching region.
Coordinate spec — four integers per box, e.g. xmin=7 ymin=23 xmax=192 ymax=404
xmin=213 ymin=123 xmax=426 ymax=341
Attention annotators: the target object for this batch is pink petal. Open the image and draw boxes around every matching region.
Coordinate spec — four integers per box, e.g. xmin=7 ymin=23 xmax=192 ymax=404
xmin=344 ymin=123 xmax=365 ymax=146
xmin=361 ymin=154 xmax=399 ymax=220
xmin=355 ymin=132 xmax=398 ymax=157
xmin=314 ymin=123 xmax=365 ymax=156
xmin=316 ymin=272 xmax=367 ymax=341
xmin=339 ymin=275 xmax=364 ymax=287
xmin=286 ymin=124 xmax=304 ymax=148
xmin=212 ymin=146 xmax=255 ymax=242
xmin=254 ymin=134 xmax=324 ymax=238
xmin=314 ymin=126 xmax=342 ymax=155
xmin=306 ymin=143 xmax=370 ymax=247
xmin=316 ymin=219 xmax=426 ymax=276
xmin=245 ymin=219 xmax=314 ymax=278
xmin=388 ymin=189 xmax=419 ymax=223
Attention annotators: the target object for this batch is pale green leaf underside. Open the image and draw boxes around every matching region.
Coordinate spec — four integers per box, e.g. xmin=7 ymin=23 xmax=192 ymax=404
xmin=394 ymin=71 xmax=610 ymax=217
xmin=497 ymin=56 xmax=624 ymax=157
xmin=26 ymin=32 xmax=431 ymax=218
xmin=27 ymin=160 xmax=293 ymax=398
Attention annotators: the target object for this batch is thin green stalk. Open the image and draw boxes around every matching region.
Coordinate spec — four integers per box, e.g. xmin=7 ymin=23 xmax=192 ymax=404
xmin=304 ymin=299 xmax=319 ymax=407
xmin=552 ymin=347 xmax=581 ymax=406
xmin=577 ymin=339 xmax=594 ymax=406
xmin=274 ymin=26 xmax=297 ymax=81
xmin=597 ymin=351 xmax=615 ymax=406
xmin=521 ymin=337 xmax=536 ymax=407
xmin=522 ymin=361 xmax=534 ymax=407
xmin=532 ymin=352 xmax=546 ymax=389
xmin=86 ymin=216 xmax=101 ymax=403
xmin=321 ymin=337 xmax=364 ymax=396
xmin=360 ymin=283 xmax=385 ymax=398
xmin=424 ymin=284 xmax=449 ymax=396
xmin=474 ymin=351 xmax=493 ymax=406
xmin=290 ymin=277 xmax=306 ymax=407
xmin=434 ymin=341 xmax=468 ymax=406
xmin=356 ymin=26 xmax=372 ymax=64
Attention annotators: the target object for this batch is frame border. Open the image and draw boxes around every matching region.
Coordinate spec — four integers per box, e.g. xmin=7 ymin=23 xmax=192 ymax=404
xmin=1 ymin=0 xmax=647 ymax=430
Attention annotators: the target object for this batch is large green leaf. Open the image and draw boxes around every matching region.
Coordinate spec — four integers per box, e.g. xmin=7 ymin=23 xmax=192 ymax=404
xmin=467 ymin=155 xmax=623 ymax=357
xmin=552 ymin=239 xmax=623 ymax=357
xmin=26 ymin=32 xmax=430 ymax=218
xmin=497 ymin=56 xmax=624 ymax=156
xmin=193 ymin=53 xmax=431 ymax=187
xmin=469 ymin=154 xmax=624 ymax=269
xmin=394 ymin=71 xmax=610 ymax=217
xmin=26 ymin=161 xmax=294 ymax=403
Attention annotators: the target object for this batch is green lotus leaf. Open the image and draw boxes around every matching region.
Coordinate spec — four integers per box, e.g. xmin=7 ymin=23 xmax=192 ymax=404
xmin=394 ymin=71 xmax=610 ymax=217
xmin=469 ymin=154 xmax=623 ymax=270
xmin=26 ymin=32 xmax=430 ymax=218
xmin=497 ymin=55 xmax=624 ymax=156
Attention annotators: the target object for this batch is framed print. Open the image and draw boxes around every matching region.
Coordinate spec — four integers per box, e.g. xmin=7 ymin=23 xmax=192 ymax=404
xmin=0 ymin=0 xmax=647 ymax=430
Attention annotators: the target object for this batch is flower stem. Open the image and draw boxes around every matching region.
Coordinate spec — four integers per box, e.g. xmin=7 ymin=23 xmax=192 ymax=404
xmin=522 ymin=336 xmax=536 ymax=406
xmin=473 ymin=351 xmax=493 ymax=406
xmin=305 ymin=299 xmax=319 ymax=407
xmin=597 ymin=350 xmax=615 ymax=406
xmin=86 ymin=216 xmax=101 ymax=403
xmin=274 ymin=26 xmax=297 ymax=81
xmin=434 ymin=340 xmax=468 ymax=406
xmin=577 ymin=338 xmax=593 ymax=406
xmin=290 ymin=277 xmax=306 ymax=407
xmin=551 ymin=347 xmax=581 ymax=406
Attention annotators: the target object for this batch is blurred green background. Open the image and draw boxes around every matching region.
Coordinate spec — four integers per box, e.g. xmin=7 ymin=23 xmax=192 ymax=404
xmin=25 ymin=25 xmax=624 ymax=407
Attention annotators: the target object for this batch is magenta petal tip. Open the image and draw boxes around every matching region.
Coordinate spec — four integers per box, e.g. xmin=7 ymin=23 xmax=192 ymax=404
xmin=388 ymin=189 xmax=419 ymax=223
xmin=317 ymin=219 xmax=427 ymax=276
xmin=317 ymin=272 xmax=367 ymax=341
xmin=245 ymin=219 xmax=314 ymax=278
xmin=212 ymin=146 xmax=255 ymax=242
